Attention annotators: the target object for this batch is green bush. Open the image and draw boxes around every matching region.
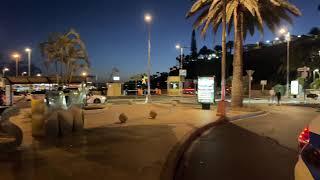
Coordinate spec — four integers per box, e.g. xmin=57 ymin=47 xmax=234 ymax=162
xmin=273 ymin=84 xmax=286 ymax=96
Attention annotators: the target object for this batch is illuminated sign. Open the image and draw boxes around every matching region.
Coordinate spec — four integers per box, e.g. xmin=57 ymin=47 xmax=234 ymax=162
xmin=291 ymin=80 xmax=299 ymax=95
xmin=113 ymin=76 xmax=120 ymax=81
xmin=198 ymin=77 xmax=215 ymax=103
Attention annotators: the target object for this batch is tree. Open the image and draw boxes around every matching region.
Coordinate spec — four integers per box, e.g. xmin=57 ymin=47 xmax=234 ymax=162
xmin=214 ymin=45 xmax=222 ymax=52
xmin=198 ymin=46 xmax=214 ymax=60
xmin=309 ymin=27 xmax=320 ymax=36
xmin=190 ymin=30 xmax=198 ymax=60
xmin=187 ymin=0 xmax=301 ymax=107
xmin=40 ymin=29 xmax=90 ymax=84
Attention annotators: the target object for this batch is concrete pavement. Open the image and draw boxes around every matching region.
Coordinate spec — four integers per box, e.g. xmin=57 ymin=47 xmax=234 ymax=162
xmin=175 ymin=105 xmax=319 ymax=180
xmin=0 ymin=103 xmax=259 ymax=180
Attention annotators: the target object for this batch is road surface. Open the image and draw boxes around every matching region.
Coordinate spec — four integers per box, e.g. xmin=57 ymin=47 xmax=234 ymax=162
xmin=175 ymin=105 xmax=320 ymax=180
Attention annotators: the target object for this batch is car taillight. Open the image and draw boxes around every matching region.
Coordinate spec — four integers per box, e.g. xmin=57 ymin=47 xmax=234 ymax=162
xmin=299 ymin=127 xmax=310 ymax=148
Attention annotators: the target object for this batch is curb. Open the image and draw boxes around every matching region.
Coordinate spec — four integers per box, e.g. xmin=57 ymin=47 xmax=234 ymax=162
xmin=227 ymin=111 xmax=267 ymax=121
xmin=160 ymin=110 xmax=267 ymax=180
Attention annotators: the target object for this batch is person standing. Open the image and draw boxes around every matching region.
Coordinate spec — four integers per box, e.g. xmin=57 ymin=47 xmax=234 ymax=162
xmin=276 ymin=91 xmax=282 ymax=105
xmin=269 ymin=88 xmax=275 ymax=105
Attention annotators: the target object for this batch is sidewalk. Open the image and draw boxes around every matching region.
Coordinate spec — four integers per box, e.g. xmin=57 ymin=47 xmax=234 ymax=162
xmin=1 ymin=103 xmax=262 ymax=180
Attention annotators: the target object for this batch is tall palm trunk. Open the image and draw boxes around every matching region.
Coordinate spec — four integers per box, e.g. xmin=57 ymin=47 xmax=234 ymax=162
xmin=231 ymin=11 xmax=244 ymax=108
xmin=221 ymin=0 xmax=227 ymax=101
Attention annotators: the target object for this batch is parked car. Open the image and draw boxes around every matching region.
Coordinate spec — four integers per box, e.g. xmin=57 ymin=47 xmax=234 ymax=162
xmin=87 ymin=94 xmax=107 ymax=104
xmin=183 ymin=88 xmax=196 ymax=95
xmin=306 ymin=93 xmax=318 ymax=100
xmin=295 ymin=117 xmax=320 ymax=180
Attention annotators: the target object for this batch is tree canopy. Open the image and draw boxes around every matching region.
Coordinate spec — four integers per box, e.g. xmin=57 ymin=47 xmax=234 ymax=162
xmin=40 ymin=29 xmax=90 ymax=84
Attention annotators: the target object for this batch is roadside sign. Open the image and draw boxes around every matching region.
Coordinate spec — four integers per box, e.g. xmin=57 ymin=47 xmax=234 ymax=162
xmin=291 ymin=80 xmax=299 ymax=95
xmin=260 ymin=80 xmax=267 ymax=86
xmin=197 ymin=77 xmax=215 ymax=104
xmin=246 ymin=70 xmax=255 ymax=76
xmin=179 ymin=69 xmax=187 ymax=77
xmin=297 ymin=66 xmax=310 ymax=72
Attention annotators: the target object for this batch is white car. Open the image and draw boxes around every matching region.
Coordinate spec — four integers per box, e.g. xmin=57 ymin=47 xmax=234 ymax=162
xmin=86 ymin=94 xmax=107 ymax=104
xmin=295 ymin=118 xmax=320 ymax=180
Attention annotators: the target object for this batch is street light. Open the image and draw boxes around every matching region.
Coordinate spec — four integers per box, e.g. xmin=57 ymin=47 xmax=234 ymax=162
xmin=175 ymin=44 xmax=191 ymax=67
xmin=21 ymin=72 xmax=27 ymax=76
xmin=81 ymin=72 xmax=88 ymax=77
xmin=279 ymin=28 xmax=291 ymax=98
xmin=175 ymin=44 xmax=189 ymax=69
xmin=36 ymin=73 xmax=41 ymax=77
xmin=144 ymin=13 xmax=152 ymax=103
xmin=2 ymin=68 xmax=9 ymax=77
xmin=25 ymin=48 xmax=32 ymax=76
xmin=12 ymin=53 xmax=21 ymax=77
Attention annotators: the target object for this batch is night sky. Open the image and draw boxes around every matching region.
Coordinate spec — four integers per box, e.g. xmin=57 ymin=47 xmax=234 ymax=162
xmin=0 ymin=0 xmax=319 ymax=80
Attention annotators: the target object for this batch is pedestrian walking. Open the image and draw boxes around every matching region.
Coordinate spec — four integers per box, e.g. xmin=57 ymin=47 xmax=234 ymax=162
xmin=276 ymin=91 xmax=282 ymax=105
xmin=269 ymin=88 xmax=275 ymax=105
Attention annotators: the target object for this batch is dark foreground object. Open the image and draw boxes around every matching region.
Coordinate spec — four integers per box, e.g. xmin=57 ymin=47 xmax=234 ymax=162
xmin=175 ymin=122 xmax=298 ymax=180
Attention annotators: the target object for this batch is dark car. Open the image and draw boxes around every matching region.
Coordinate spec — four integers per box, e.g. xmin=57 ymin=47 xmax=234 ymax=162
xmin=307 ymin=93 xmax=318 ymax=100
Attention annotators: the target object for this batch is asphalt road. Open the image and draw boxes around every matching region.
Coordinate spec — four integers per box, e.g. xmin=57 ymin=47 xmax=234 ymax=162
xmin=175 ymin=105 xmax=320 ymax=180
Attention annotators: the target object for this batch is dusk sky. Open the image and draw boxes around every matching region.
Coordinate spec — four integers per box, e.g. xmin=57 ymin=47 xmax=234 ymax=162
xmin=0 ymin=0 xmax=319 ymax=80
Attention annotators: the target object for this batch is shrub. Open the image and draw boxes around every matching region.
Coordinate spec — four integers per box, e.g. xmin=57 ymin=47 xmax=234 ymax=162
xmin=149 ymin=110 xmax=157 ymax=119
xmin=119 ymin=113 xmax=128 ymax=124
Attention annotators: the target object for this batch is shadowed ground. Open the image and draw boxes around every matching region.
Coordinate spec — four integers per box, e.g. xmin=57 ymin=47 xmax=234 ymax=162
xmin=0 ymin=125 xmax=178 ymax=180
xmin=175 ymin=105 xmax=319 ymax=180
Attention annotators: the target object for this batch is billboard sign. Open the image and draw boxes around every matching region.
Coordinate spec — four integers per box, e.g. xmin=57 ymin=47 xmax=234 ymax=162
xmin=197 ymin=77 xmax=215 ymax=104
xmin=291 ymin=80 xmax=299 ymax=95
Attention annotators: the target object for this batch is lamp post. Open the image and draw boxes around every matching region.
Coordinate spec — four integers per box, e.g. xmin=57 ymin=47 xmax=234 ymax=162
xmin=246 ymin=70 xmax=255 ymax=104
xmin=12 ymin=53 xmax=21 ymax=77
xmin=175 ymin=44 xmax=189 ymax=96
xmin=25 ymin=48 xmax=32 ymax=76
xmin=2 ymin=68 xmax=9 ymax=77
xmin=175 ymin=44 xmax=186 ymax=69
xmin=144 ymin=13 xmax=152 ymax=103
xmin=279 ymin=28 xmax=291 ymax=98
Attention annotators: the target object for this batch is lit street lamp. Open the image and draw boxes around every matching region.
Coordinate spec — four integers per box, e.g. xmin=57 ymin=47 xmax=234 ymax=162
xmin=36 ymin=73 xmax=41 ymax=77
xmin=144 ymin=13 xmax=152 ymax=103
xmin=175 ymin=44 xmax=190 ymax=69
xmin=25 ymin=48 xmax=32 ymax=76
xmin=12 ymin=53 xmax=21 ymax=77
xmin=2 ymin=68 xmax=9 ymax=77
xmin=81 ymin=72 xmax=88 ymax=77
xmin=21 ymin=72 xmax=27 ymax=76
xmin=279 ymin=28 xmax=291 ymax=98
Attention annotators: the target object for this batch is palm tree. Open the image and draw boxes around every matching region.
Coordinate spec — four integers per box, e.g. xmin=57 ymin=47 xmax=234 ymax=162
xmin=187 ymin=0 xmax=301 ymax=107
xmin=309 ymin=27 xmax=320 ymax=36
xmin=41 ymin=29 xmax=90 ymax=85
